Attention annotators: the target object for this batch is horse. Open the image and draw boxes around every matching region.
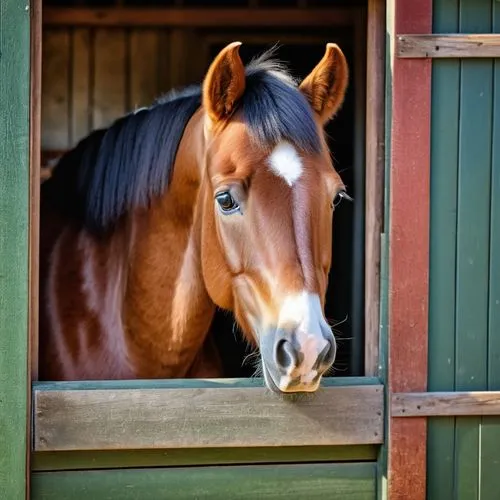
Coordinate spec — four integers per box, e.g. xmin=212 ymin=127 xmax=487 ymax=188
xmin=39 ymin=41 xmax=350 ymax=394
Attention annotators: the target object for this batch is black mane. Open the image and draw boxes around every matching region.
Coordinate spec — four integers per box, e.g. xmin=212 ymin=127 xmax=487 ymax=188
xmin=42 ymin=51 xmax=321 ymax=235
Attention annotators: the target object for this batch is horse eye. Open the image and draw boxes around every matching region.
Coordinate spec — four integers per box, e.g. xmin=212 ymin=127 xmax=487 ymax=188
xmin=333 ymin=191 xmax=345 ymax=208
xmin=216 ymin=191 xmax=239 ymax=213
xmin=332 ymin=190 xmax=352 ymax=209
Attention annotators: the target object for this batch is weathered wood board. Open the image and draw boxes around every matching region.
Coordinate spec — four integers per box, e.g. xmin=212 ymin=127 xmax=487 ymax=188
xmin=33 ymin=383 xmax=384 ymax=451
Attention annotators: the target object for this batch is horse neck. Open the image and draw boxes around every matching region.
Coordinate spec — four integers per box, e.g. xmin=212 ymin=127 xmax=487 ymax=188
xmin=123 ymin=108 xmax=216 ymax=377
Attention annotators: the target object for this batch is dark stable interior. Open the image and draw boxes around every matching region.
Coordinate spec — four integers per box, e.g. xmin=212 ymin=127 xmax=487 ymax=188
xmin=41 ymin=0 xmax=366 ymax=378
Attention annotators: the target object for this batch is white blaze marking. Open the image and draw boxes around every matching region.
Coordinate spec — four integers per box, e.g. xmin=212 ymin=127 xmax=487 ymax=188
xmin=267 ymin=141 xmax=303 ymax=186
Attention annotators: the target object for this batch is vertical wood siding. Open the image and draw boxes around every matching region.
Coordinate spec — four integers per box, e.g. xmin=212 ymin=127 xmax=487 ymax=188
xmin=41 ymin=27 xmax=199 ymax=152
xmin=0 ymin=0 xmax=31 ymax=498
xmin=428 ymin=1 xmax=500 ymax=498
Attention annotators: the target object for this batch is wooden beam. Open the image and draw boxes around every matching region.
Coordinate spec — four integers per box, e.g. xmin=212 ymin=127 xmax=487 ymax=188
xmin=32 ymin=463 xmax=377 ymax=500
xmin=364 ymin=0 xmax=385 ymax=377
xmin=397 ymin=34 xmax=500 ymax=58
xmin=392 ymin=391 xmax=500 ymax=417
xmin=32 ymin=445 xmax=378 ymax=472
xmin=29 ymin=3 xmax=43 ymax=498
xmin=42 ymin=8 xmax=360 ymax=28
xmin=30 ymin=0 xmax=42 ymax=383
xmin=33 ymin=383 xmax=384 ymax=451
xmin=387 ymin=1 xmax=432 ymax=499
xmin=0 ymin=1 xmax=31 ymax=498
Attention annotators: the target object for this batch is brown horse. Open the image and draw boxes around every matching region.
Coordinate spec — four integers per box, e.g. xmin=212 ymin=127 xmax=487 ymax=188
xmin=39 ymin=42 xmax=350 ymax=393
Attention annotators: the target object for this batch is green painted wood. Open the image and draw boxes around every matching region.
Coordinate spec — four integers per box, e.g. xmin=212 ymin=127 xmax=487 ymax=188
xmin=0 ymin=0 xmax=31 ymax=499
xmin=31 ymin=463 xmax=377 ymax=500
xmin=375 ymin=8 xmax=395 ymax=494
xmin=428 ymin=2 xmax=500 ymax=499
xmin=480 ymin=4 xmax=500 ymax=499
xmin=32 ymin=375 xmax=380 ymax=391
xmin=32 ymin=445 xmax=377 ymax=472
xmin=427 ymin=58 xmax=460 ymax=500
xmin=454 ymin=1 xmax=493 ymax=498
xmin=427 ymin=1 xmax=460 ymax=498
xmin=376 ymin=232 xmax=388 ymax=500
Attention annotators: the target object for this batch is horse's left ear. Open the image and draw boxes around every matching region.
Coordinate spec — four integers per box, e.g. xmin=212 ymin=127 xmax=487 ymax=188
xmin=299 ymin=43 xmax=349 ymax=125
xmin=203 ymin=41 xmax=246 ymax=126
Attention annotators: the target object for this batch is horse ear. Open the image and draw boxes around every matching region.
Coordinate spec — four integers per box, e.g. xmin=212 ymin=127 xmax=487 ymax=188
xmin=299 ymin=43 xmax=349 ymax=125
xmin=203 ymin=41 xmax=246 ymax=125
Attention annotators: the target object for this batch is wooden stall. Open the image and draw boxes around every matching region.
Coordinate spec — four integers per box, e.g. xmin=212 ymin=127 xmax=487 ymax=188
xmin=1 ymin=0 xmax=500 ymax=498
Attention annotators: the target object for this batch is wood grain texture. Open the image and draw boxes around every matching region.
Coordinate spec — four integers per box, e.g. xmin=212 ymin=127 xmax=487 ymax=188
xmin=33 ymin=374 xmax=380 ymax=390
xmin=33 ymin=384 xmax=384 ymax=451
xmin=93 ymin=28 xmax=126 ymax=129
xmin=364 ymin=0 xmax=385 ymax=377
xmin=41 ymin=29 xmax=70 ymax=149
xmin=392 ymin=391 xmax=500 ymax=416
xmin=482 ymin=6 xmax=500 ymax=494
xmin=0 ymin=0 xmax=31 ymax=498
xmin=387 ymin=1 xmax=432 ymax=499
xmin=427 ymin=5 xmax=460 ymax=496
xmin=454 ymin=2 xmax=493 ymax=497
xmin=30 ymin=0 xmax=42 ymax=384
xmin=426 ymin=3 xmax=500 ymax=499
xmin=129 ymin=29 xmax=159 ymax=109
xmin=396 ymin=34 xmax=500 ymax=58
xmin=42 ymin=7 xmax=361 ymax=27
xmin=31 ymin=463 xmax=377 ymax=500
xmin=71 ymin=28 xmax=91 ymax=145
xmin=32 ymin=445 xmax=378 ymax=472
xmin=29 ymin=0 xmax=43 ymax=497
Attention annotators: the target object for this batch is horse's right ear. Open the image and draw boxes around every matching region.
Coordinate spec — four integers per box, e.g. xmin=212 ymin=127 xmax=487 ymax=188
xmin=203 ymin=41 xmax=246 ymax=126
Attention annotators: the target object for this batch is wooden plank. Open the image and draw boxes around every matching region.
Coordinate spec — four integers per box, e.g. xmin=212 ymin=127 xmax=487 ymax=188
xmin=33 ymin=384 xmax=384 ymax=451
xmin=157 ymin=29 xmax=172 ymax=94
xmin=92 ymin=28 xmax=127 ymax=129
xmin=387 ymin=1 xmax=432 ymax=499
xmin=481 ymin=6 xmax=500 ymax=498
xmin=129 ymin=29 xmax=159 ymax=109
xmin=0 ymin=0 xmax=31 ymax=498
xmin=30 ymin=0 xmax=42 ymax=383
xmin=426 ymin=1 xmax=461 ymax=496
xmin=454 ymin=2 xmax=493 ymax=498
xmin=41 ymin=29 xmax=70 ymax=150
xmin=31 ymin=463 xmax=377 ymax=500
xmin=33 ymin=374 xmax=381 ymax=390
xmin=71 ymin=28 xmax=91 ymax=145
xmin=376 ymin=0 xmax=392 ymax=492
xmin=396 ymin=34 xmax=500 ymax=58
xmin=364 ymin=0 xmax=385 ymax=377
xmin=168 ymin=28 xmax=205 ymax=89
xmin=42 ymin=7 xmax=360 ymax=27
xmin=29 ymin=0 xmax=43 ymax=497
xmin=392 ymin=392 xmax=500 ymax=417
xmin=32 ymin=445 xmax=378 ymax=472
xmin=168 ymin=28 xmax=190 ymax=89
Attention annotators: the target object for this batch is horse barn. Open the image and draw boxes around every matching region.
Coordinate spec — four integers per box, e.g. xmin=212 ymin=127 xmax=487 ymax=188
xmin=1 ymin=0 xmax=500 ymax=497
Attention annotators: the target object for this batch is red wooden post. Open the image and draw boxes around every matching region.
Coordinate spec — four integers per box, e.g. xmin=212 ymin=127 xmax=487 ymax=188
xmin=388 ymin=1 xmax=432 ymax=499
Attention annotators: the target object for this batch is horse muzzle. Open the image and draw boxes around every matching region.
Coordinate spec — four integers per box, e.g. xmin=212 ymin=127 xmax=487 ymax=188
xmin=260 ymin=325 xmax=336 ymax=394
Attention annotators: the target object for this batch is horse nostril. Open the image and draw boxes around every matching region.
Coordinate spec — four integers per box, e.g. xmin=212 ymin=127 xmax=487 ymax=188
xmin=317 ymin=338 xmax=336 ymax=369
xmin=274 ymin=339 xmax=298 ymax=373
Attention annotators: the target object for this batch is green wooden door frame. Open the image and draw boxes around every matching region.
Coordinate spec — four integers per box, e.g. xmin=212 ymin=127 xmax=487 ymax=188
xmin=0 ymin=1 xmax=388 ymax=498
xmin=0 ymin=0 xmax=32 ymax=499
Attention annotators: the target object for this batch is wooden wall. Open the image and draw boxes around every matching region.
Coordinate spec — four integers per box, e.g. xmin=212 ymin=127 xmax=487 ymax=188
xmin=427 ymin=0 xmax=500 ymax=498
xmin=0 ymin=0 xmax=31 ymax=498
xmin=42 ymin=27 xmax=205 ymax=153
